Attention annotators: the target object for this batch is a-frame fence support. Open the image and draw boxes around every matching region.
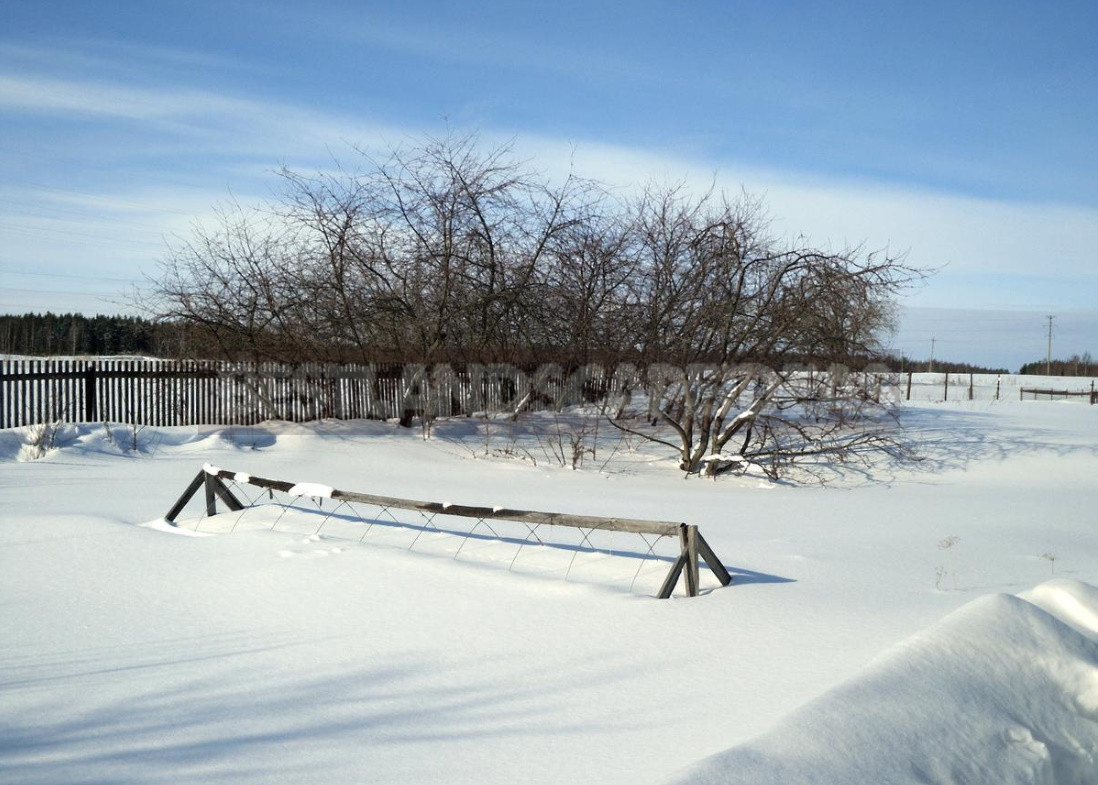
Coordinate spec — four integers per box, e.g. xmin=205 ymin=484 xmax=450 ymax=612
xmin=655 ymin=525 xmax=732 ymax=599
xmin=166 ymin=469 xmax=245 ymax=522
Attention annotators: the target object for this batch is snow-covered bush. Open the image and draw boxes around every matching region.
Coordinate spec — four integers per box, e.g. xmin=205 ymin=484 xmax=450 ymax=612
xmin=17 ymin=420 xmax=64 ymax=462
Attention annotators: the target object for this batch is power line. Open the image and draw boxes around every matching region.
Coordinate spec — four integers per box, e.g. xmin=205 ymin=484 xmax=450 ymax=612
xmin=0 ymin=174 xmax=218 ymax=216
xmin=0 ymin=266 xmax=143 ymax=283
xmin=0 ymin=222 xmax=165 ymax=250
xmin=0 ymin=287 xmax=126 ymax=296
xmin=0 ymin=199 xmax=191 ymax=232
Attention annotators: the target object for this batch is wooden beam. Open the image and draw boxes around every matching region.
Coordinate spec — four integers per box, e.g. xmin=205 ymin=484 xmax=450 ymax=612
xmin=164 ymin=470 xmax=206 ymax=524
xmin=657 ymin=553 xmax=687 ymax=599
xmin=696 ymin=531 xmax=733 ymax=586
xmin=204 ymin=474 xmax=217 ymax=517
xmin=210 ymin=476 xmax=245 ymax=512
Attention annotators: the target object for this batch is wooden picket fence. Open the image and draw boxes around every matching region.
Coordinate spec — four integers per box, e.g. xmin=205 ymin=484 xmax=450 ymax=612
xmin=0 ymin=358 xmax=612 ymax=430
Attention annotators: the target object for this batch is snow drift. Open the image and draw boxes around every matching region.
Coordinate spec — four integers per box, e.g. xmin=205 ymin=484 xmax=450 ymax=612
xmin=664 ymin=580 xmax=1098 ymax=785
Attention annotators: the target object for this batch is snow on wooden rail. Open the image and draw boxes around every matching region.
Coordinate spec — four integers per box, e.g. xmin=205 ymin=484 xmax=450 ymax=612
xmin=163 ymin=465 xmax=733 ymax=598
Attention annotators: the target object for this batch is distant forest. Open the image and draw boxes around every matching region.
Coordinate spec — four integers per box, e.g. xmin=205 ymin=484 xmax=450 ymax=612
xmin=1018 ymin=355 xmax=1095 ymax=377
xmin=877 ymin=355 xmax=1009 ymax=375
xmin=0 ymin=312 xmax=1090 ymax=376
xmin=0 ymin=313 xmax=184 ymax=357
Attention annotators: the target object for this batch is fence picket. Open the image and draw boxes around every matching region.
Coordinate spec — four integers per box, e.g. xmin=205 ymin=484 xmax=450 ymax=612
xmin=0 ymin=360 xmax=7 ymax=429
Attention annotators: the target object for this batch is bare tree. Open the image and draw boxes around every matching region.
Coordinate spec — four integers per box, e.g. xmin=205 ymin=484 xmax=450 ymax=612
xmin=153 ymin=133 xmax=583 ymax=364
xmin=150 ymin=133 xmax=921 ymax=479
xmin=602 ymin=185 xmax=918 ymax=476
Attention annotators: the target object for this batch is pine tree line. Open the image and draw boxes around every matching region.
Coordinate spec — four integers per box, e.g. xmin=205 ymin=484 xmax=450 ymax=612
xmin=1018 ymin=354 xmax=1095 ymax=377
xmin=0 ymin=312 xmax=185 ymax=357
xmin=876 ymin=354 xmax=1009 ymax=374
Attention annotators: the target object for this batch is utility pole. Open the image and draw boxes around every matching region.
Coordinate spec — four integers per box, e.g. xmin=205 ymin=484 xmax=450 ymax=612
xmin=1046 ymin=315 xmax=1055 ymax=376
xmin=929 ymin=337 xmax=935 ymax=373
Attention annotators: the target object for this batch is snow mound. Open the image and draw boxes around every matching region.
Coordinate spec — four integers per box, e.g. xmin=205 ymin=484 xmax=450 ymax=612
xmin=663 ymin=580 xmax=1098 ymax=785
xmin=1021 ymin=580 xmax=1098 ymax=642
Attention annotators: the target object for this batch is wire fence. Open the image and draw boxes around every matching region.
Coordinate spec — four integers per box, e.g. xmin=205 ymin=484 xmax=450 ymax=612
xmin=164 ymin=466 xmax=733 ymax=598
xmin=1019 ymin=387 xmax=1097 ymax=403
xmin=901 ymin=372 xmax=1097 ymax=403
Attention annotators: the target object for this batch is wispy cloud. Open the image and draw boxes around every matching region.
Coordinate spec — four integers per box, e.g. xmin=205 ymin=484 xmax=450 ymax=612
xmin=0 ymin=66 xmax=402 ymax=168
xmin=0 ymin=73 xmax=236 ymax=122
xmin=1 ymin=40 xmax=1096 ymax=324
xmin=0 ymin=39 xmax=245 ymax=75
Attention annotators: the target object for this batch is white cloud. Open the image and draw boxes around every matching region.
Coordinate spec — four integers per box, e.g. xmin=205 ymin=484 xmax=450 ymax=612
xmin=2 ymin=54 xmax=1096 ymax=323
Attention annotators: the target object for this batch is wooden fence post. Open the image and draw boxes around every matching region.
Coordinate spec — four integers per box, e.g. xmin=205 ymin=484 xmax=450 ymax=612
xmin=943 ymin=373 xmax=948 ymax=401
xmin=0 ymin=360 xmax=6 ymax=429
xmin=683 ymin=524 xmax=700 ymax=597
xmin=84 ymin=363 xmax=98 ymax=422
xmin=906 ymin=372 xmax=912 ymax=401
xmin=968 ymin=373 xmax=973 ymax=400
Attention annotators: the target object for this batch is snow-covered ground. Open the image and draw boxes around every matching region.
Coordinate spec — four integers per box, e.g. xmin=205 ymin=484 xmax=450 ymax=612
xmin=668 ymin=580 xmax=1098 ymax=785
xmin=1 ymin=397 xmax=1096 ymax=784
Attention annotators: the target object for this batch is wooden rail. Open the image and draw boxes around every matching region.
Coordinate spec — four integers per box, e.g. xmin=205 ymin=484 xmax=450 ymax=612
xmin=164 ymin=465 xmax=733 ymax=599
xmin=1020 ymin=386 xmax=1097 ymax=404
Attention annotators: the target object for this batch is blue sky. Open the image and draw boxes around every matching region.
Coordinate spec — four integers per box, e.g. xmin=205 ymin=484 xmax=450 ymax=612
xmin=1 ymin=0 xmax=1096 ymax=369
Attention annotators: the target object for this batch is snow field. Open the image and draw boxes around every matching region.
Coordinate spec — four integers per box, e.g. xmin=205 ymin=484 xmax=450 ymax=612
xmin=1 ymin=397 xmax=1096 ymax=784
